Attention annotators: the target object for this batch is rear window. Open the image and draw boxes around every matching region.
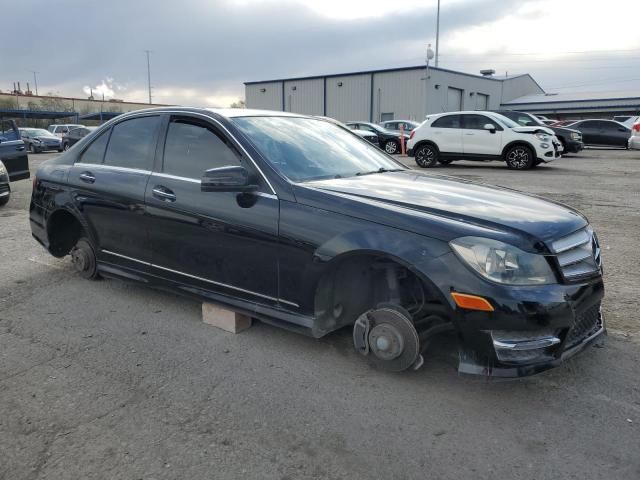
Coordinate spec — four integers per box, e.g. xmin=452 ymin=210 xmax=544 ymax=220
xmin=79 ymin=129 xmax=110 ymax=164
xmin=432 ymin=115 xmax=462 ymax=129
xmin=103 ymin=116 xmax=160 ymax=170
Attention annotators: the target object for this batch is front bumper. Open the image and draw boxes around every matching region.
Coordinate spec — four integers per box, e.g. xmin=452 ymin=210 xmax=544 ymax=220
xmin=420 ymin=252 xmax=605 ymax=378
xmin=564 ymin=139 xmax=584 ymax=153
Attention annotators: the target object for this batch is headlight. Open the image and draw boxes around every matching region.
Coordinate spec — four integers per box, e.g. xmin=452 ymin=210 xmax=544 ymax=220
xmin=535 ymin=132 xmax=550 ymax=141
xmin=571 ymin=132 xmax=581 ymax=141
xmin=450 ymin=237 xmax=556 ymax=285
xmin=0 ymin=161 xmax=6 ymax=175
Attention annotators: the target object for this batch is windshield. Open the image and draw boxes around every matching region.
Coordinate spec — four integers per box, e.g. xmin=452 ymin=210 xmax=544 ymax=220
xmin=23 ymin=128 xmax=55 ymax=137
xmin=233 ymin=116 xmax=405 ymax=182
xmin=491 ymin=113 xmax=520 ymax=129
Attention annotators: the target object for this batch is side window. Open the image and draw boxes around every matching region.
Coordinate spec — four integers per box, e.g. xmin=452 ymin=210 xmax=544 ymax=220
xmin=79 ymin=128 xmax=110 ymax=164
xmin=162 ymin=118 xmax=242 ymax=179
xmin=0 ymin=120 xmax=19 ymax=141
xmin=580 ymin=121 xmax=597 ymax=129
xmin=432 ymin=115 xmax=462 ymax=129
xmin=463 ymin=114 xmax=499 ymax=130
xmin=359 ymin=124 xmax=376 ymax=133
xmin=104 ymin=116 xmax=160 ymax=170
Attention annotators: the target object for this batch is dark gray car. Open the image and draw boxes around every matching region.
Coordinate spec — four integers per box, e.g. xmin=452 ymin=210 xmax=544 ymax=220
xmin=20 ymin=128 xmax=63 ymax=153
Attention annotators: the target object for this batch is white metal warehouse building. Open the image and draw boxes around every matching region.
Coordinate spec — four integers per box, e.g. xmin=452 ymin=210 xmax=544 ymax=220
xmin=244 ymin=66 xmax=545 ymax=122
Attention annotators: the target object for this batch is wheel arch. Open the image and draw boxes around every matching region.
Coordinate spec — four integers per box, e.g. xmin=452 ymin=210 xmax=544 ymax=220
xmin=501 ymin=140 xmax=537 ymax=160
xmin=413 ymin=139 xmax=440 ymax=153
xmin=46 ymin=207 xmax=94 ymax=257
xmin=311 ymin=245 xmax=451 ymax=337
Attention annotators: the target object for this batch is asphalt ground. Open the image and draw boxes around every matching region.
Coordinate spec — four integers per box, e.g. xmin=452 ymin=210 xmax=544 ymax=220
xmin=1 ymin=149 xmax=639 ymax=479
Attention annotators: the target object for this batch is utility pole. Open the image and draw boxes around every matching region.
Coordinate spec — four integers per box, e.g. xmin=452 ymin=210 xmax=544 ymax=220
xmin=31 ymin=71 xmax=39 ymax=96
xmin=425 ymin=44 xmax=435 ymax=118
xmin=435 ymin=0 xmax=441 ymax=67
xmin=145 ymin=50 xmax=152 ymax=104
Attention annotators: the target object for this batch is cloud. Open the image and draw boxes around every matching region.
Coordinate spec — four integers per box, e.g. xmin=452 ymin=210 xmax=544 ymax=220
xmin=1 ymin=0 xmax=638 ymax=105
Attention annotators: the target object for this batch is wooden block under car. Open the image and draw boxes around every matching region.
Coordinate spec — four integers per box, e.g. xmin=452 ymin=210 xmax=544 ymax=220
xmin=202 ymin=302 xmax=252 ymax=333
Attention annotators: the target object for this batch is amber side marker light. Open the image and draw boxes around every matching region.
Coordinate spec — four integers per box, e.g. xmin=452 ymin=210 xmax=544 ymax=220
xmin=451 ymin=292 xmax=495 ymax=312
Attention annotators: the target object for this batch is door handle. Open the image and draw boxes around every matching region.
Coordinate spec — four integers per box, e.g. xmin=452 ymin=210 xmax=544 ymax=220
xmin=16 ymin=146 xmax=25 ymax=151
xmin=152 ymin=186 xmax=176 ymax=202
xmin=464 ymin=133 xmax=475 ymax=136
xmin=79 ymin=171 xmax=95 ymax=184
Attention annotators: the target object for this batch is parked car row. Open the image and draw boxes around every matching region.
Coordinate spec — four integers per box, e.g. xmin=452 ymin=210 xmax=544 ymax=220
xmin=406 ymin=110 xmax=562 ymax=170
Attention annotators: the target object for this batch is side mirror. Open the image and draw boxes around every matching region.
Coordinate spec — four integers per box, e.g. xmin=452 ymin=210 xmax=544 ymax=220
xmin=619 ymin=127 xmax=628 ymax=132
xmin=201 ymin=165 xmax=258 ymax=193
xmin=484 ymin=123 xmax=496 ymax=133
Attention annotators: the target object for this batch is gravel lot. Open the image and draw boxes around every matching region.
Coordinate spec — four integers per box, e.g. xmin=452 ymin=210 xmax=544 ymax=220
xmin=1 ymin=150 xmax=639 ymax=480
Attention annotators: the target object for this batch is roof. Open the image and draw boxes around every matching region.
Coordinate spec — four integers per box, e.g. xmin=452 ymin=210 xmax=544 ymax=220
xmin=206 ymin=108 xmax=303 ymax=118
xmin=504 ymin=90 xmax=640 ymax=105
xmin=244 ymin=65 xmax=504 ymax=85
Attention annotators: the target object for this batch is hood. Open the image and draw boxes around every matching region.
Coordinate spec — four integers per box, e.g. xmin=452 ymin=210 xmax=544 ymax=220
xmin=552 ymin=126 xmax=581 ymax=135
xmin=34 ymin=136 xmax=60 ymax=142
xmin=303 ymin=171 xmax=587 ymax=246
xmin=512 ymin=126 xmax=554 ymax=135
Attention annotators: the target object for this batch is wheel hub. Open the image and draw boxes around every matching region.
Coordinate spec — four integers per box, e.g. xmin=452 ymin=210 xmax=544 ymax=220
xmin=353 ymin=306 xmax=421 ymax=372
xmin=71 ymin=247 xmax=89 ymax=271
xmin=369 ymin=324 xmax=404 ymax=361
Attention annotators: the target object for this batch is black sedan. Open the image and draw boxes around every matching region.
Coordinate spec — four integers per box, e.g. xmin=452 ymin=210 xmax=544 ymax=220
xmin=30 ymin=107 xmax=604 ymax=377
xmin=564 ymin=119 xmax=631 ymax=148
xmin=19 ymin=128 xmax=63 ymax=153
xmin=61 ymin=126 xmax=98 ymax=151
xmin=496 ymin=110 xmax=584 ymax=154
xmin=0 ymin=119 xmax=30 ymax=206
xmin=345 ymin=121 xmax=409 ymax=154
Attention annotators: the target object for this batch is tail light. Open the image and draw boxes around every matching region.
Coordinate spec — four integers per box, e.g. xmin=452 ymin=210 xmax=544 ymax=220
xmin=633 ymin=123 xmax=640 ymax=133
xmin=32 ymin=176 xmax=37 ymax=191
xmin=409 ymin=130 xmax=416 ymax=140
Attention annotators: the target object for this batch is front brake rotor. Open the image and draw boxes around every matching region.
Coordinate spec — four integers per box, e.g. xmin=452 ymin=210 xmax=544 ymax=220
xmin=353 ymin=307 xmax=420 ymax=372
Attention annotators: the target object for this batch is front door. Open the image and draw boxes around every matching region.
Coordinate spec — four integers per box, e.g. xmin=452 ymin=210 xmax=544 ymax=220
xmin=0 ymin=120 xmax=29 ymax=181
xmin=461 ymin=114 xmax=503 ymax=156
xmin=67 ymin=115 xmax=161 ymax=267
xmin=145 ymin=114 xmax=280 ymax=306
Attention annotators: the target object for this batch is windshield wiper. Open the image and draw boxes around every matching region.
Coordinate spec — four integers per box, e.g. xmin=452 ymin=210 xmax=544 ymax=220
xmin=355 ymin=167 xmax=405 ymax=176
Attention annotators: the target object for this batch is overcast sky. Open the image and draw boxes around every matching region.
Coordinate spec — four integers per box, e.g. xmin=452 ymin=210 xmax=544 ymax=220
xmin=1 ymin=0 xmax=639 ymax=106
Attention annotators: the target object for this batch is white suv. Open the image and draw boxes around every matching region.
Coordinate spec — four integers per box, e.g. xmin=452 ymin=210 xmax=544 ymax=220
xmin=407 ymin=111 xmax=561 ymax=170
xmin=47 ymin=124 xmax=85 ymax=138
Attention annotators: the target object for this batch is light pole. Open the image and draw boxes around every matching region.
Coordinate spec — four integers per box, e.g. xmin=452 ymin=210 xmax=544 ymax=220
xmin=145 ymin=50 xmax=153 ymax=104
xmin=425 ymin=44 xmax=435 ymax=118
xmin=435 ymin=0 xmax=440 ymax=67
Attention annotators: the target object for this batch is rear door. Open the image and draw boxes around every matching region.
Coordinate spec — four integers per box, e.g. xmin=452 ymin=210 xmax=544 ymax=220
xmin=67 ymin=115 xmax=161 ymax=268
xmin=461 ymin=114 xmax=503 ymax=156
xmin=429 ymin=114 xmax=463 ymax=153
xmin=600 ymin=121 xmax=630 ymax=147
xmin=0 ymin=119 xmax=29 ymax=181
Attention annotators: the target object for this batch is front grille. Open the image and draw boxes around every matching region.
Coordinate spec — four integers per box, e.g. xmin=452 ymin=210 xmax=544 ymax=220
xmin=565 ymin=303 xmax=602 ymax=348
xmin=551 ymin=227 xmax=602 ymax=280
